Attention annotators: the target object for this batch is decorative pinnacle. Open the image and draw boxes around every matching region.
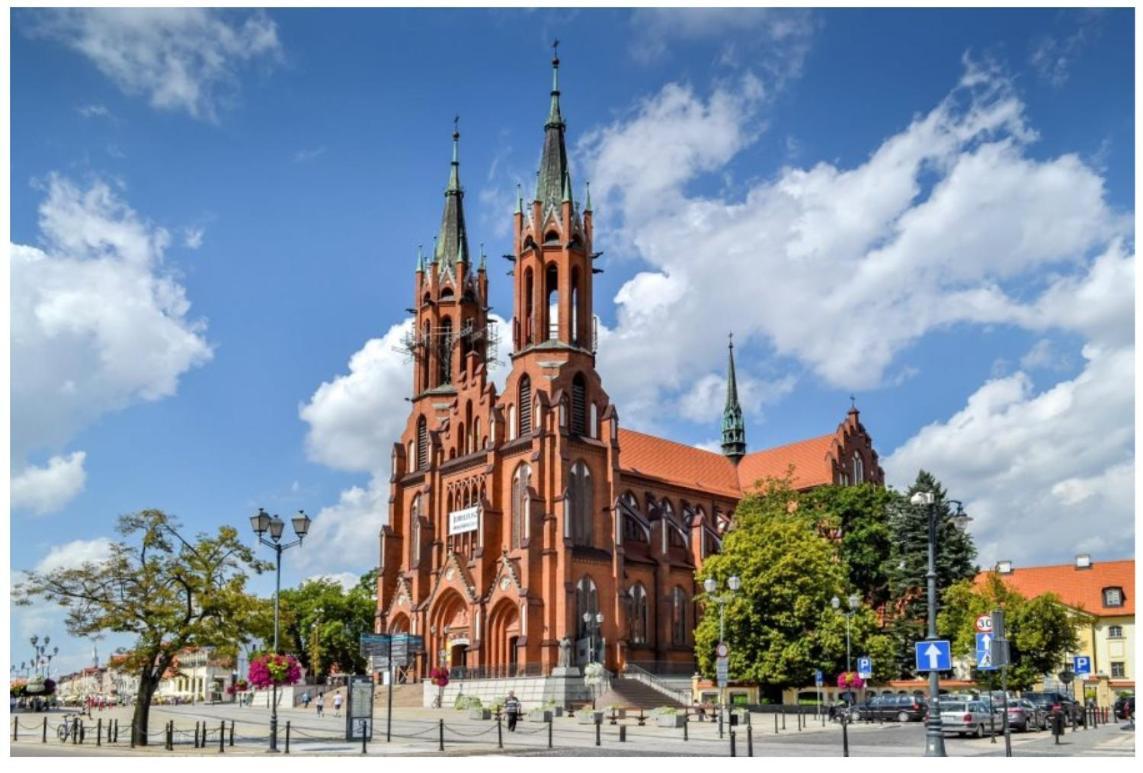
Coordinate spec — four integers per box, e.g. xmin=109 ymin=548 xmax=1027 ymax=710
xmin=416 ymin=243 xmax=424 ymax=272
xmin=584 ymin=181 xmax=592 ymax=212
xmin=547 ymin=41 xmax=563 ymax=127
xmin=562 ymin=170 xmax=572 ymax=204
xmin=447 ymin=116 xmax=461 ymax=192
xmin=515 ymin=183 xmax=523 ymax=214
xmin=430 ymin=236 xmax=438 ymax=263
xmin=456 ymin=237 xmax=465 ymax=265
xmin=479 ymin=242 xmax=486 ymax=270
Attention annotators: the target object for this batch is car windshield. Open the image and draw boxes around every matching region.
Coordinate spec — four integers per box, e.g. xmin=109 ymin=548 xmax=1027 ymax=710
xmin=942 ymin=702 xmax=967 ymax=712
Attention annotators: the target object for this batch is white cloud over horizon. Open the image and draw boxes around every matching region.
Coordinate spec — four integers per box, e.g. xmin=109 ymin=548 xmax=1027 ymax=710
xmin=33 ymin=537 xmax=115 ymax=574
xmin=11 ymin=452 xmax=88 ymax=515
xmin=26 ymin=8 xmax=282 ymax=122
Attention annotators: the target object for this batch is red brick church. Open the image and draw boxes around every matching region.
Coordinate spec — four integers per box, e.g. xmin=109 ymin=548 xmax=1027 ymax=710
xmin=375 ymin=52 xmax=884 ymax=681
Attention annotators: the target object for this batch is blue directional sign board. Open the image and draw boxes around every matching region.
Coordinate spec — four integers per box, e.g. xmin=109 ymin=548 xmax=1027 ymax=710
xmin=814 ymin=669 xmax=823 ymax=687
xmin=915 ymin=640 xmax=952 ymax=672
xmin=1073 ymin=655 xmax=1092 ymax=677
xmin=976 ymin=633 xmax=997 ymax=671
xmin=857 ymin=657 xmax=873 ymax=679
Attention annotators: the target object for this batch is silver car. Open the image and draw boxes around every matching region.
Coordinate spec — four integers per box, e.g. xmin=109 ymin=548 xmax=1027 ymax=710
xmin=939 ymin=700 xmax=993 ymax=738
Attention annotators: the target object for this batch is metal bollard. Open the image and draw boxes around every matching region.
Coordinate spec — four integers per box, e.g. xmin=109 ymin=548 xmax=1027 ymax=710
xmin=167 ymin=720 xmax=173 ymax=751
xmin=774 ymin=712 xmax=779 ymax=733
xmin=638 ymin=709 xmax=646 ymax=726
xmin=194 ymin=721 xmax=200 ymax=749
xmin=782 ymin=711 xmax=786 ymax=730
xmin=498 ymin=715 xmax=503 ymax=748
xmin=79 ymin=718 xmax=85 ymax=744
xmin=97 ymin=718 xmax=102 ymax=746
xmin=730 ymin=729 xmax=736 ymax=757
xmin=42 ymin=716 xmax=48 ymax=744
xmin=842 ymin=714 xmax=850 ymax=757
xmin=229 ymin=719 xmax=235 ymax=747
xmin=684 ymin=715 xmax=689 ymax=741
xmin=361 ymin=719 xmax=367 ymax=755
xmin=596 ymin=717 xmax=601 ymax=746
xmin=619 ymin=725 xmax=626 ymax=742
xmin=285 ymin=720 xmax=291 ymax=754
xmin=12 ymin=716 xmax=17 ymax=742
xmin=548 ymin=717 xmax=553 ymax=749
xmin=747 ymin=724 xmax=753 ymax=757
xmin=438 ymin=718 xmax=444 ymax=751
xmin=219 ymin=721 xmax=225 ymax=753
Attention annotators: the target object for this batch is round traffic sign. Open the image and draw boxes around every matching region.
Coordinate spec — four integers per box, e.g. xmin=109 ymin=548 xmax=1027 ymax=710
xmin=716 ymin=642 xmax=729 ymax=658
xmin=975 ymin=614 xmax=993 ymax=633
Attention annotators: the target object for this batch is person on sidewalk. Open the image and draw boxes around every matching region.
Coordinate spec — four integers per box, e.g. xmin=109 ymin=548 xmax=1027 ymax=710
xmin=505 ymin=691 xmax=521 ymax=732
xmin=316 ymin=693 xmax=325 ymax=718
xmin=333 ymin=691 xmax=343 ymax=717
xmin=302 ymin=690 xmax=311 ymax=710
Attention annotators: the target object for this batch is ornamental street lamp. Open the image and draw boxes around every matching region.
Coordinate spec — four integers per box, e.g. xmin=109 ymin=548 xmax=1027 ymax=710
xmin=703 ymin=574 xmax=740 ymax=738
xmin=251 ymin=507 xmax=311 ymax=753
xmin=830 ymin=593 xmax=862 ymax=674
xmin=910 ymin=491 xmax=971 ymax=758
xmin=581 ymin=611 xmax=604 ymax=664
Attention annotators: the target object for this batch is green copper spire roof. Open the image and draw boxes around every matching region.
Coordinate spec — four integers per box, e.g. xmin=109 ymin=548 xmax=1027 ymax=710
xmin=435 ymin=118 xmax=469 ymax=272
xmin=721 ymin=333 xmax=747 ymax=463
xmin=561 ymin=169 xmax=572 ymax=204
xmin=535 ymin=43 xmax=571 ymax=211
xmin=416 ymin=243 xmax=424 ymax=272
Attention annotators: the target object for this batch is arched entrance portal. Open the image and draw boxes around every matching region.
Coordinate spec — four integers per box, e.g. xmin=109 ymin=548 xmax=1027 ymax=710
xmin=430 ymin=589 xmax=470 ymax=677
xmin=487 ymin=598 xmax=521 ymax=677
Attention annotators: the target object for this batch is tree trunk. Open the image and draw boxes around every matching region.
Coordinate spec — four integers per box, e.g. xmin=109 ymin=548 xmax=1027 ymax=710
xmin=131 ymin=673 xmax=160 ymax=746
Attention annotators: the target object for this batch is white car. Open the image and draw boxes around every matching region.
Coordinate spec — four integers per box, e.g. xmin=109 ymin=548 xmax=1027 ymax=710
xmin=939 ymin=700 xmax=993 ymax=738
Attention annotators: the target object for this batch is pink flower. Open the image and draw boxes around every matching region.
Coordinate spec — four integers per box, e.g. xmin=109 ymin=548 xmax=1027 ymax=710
xmin=247 ymin=653 xmax=302 ymax=688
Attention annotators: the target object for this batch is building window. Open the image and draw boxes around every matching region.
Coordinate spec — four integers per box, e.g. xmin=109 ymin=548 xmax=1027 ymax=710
xmin=416 ymin=416 xmax=428 ymax=471
xmin=409 ymin=495 xmax=422 ymax=566
xmin=1103 ymin=587 xmax=1125 ymax=608
xmin=853 ymin=452 xmax=863 ymax=484
xmin=671 ymin=587 xmax=687 ymax=646
xmin=518 ymin=375 xmax=532 ymax=436
xmin=1108 ymin=625 xmax=1124 ymax=639
xmin=438 ymin=317 xmax=453 ymax=385
xmin=511 ymin=464 xmax=530 ymax=550
xmin=629 ymin=584 xmax=648 ymax=645
xmin=571 ymin=373 xmax=587 ymax=435
xmin=568 ymin=461 xmax=593 ymax=546
xmin=1111 ymin=662 xmax=1126 ymax=678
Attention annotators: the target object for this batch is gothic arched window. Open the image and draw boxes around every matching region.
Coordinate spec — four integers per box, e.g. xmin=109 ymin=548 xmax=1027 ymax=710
xmin=511 ymin=463 xmax=530 ymax=550
xmin=518 ymin=375 xmax=532 ymax=436
xmin=409 ymin=495 xmax=422 ymax=566
xmin=568 ymin=461 xmax=593 ymax=546
xmin=416 ymin=416 xmax=428 ymax=471
xmin=438 ymin=317 xmax=453 ymax=385
xmin=853 ymin=452 xmax=864 ymax=484
xmin=628 ymin=584 xmax=648 ymax=645
xmin=671 ymin=586 xmax=688 ymax=646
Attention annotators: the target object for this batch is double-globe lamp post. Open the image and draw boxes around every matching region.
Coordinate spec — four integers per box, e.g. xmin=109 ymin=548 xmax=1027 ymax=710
xmin=250 ymin=507 xmax=311 ymax=753
xmin=910 ymin=491 xmax=971 ymax=758
xmin=831 ymin=593 xmax=861 ymax=676
xmin=582 ymin=611 xmax=604 ymax=707
xmin=703 ymin=574 xmax=740 ymax=736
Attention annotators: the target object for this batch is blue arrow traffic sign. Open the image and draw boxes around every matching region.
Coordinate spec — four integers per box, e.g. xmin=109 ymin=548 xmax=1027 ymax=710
xmin=915 ymin=640 xmax=952 ymax=672
xmin=976 ymin=632 xmax=997 ymax=671
xmin=814 ymin=669 xmax=823 ymax=687
xmin=857 ymin=656 xmax=873 ymax=678
xmin=1073 ymin=656 xmax=1092 ymax=677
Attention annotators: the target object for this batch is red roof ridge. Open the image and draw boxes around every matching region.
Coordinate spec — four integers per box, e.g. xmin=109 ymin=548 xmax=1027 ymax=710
xmin=619 ymin=427 xmax=727 ymax=459
xmin=740 ymin=432 xmax=836 ymax=459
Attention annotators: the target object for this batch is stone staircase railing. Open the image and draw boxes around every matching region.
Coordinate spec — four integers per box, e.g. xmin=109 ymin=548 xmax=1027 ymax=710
xmin=622 ymin=663 xmax=691 ymax=705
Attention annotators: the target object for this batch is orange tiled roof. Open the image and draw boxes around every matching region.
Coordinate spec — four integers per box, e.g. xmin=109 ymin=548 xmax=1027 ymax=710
xmin=976 ymin=559 xmax=1135 ymax=617
xmin=618 ymin=429 xmax=741 ymax=497
xmin=736 ymin=434 xmax=836 ymax=492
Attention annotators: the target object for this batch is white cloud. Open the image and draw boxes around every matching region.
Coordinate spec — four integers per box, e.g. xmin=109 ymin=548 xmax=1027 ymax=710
xmin=294 ymin=146 xmax=327 ymax=163
xmin=885 ymin=341 xmax=1134 ymax=566
xmin=28 ymin=8 xmax=282 ymax=122
xmin=676 ymin=372 xmax=796 ymax=424
xmin=34 ymin=537 xmax=114 ymax=573
xmin=11 ymin=174 xmax=212 ymax=473
xmin=298 ymin=475 xmax=389 ymax=573
xmin=77 ymin=103 xmax=111 ymax=119
xmin=183 ymin=226 xmax=204 ymax=249
xmin=1029 ymin=10 xmax=1103 ymax=88
xmin=581 ymin=57 xmax=1126 ymax=434
xmin=12 ymin=452 xmax=88 ymax=515
xmin=303 ymin=572 xmax=361 ymax=592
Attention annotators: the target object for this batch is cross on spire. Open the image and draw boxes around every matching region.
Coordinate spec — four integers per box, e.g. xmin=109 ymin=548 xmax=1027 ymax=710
xmin=552 ymin=38 xmax=559 ymax=61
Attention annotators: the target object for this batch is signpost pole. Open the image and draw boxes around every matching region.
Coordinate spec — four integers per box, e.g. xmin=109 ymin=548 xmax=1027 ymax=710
xmin=387 ymin=638 xmax=394 ymax=743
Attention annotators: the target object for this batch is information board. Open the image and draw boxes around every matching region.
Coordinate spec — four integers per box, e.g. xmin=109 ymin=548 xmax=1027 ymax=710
xmin=345 ymin=675 xmax=374 ymax=741
xmin=448 ymin=506 xmax=479 ymax=535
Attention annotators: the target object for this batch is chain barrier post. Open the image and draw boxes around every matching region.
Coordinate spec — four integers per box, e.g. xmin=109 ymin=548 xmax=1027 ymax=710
xmin=219 ymin=721 xmax=225 ymax=753
xmin=166 ymin=720 xmax=173 ymax=751
xmin=730 ymin=729 xmax=736 ymax=757
xmin=595 ymin=715 xmax=601 ymax=746
xmin=498 ymin=713 xmax=503 ymax=748
xmin=42 ymin=716 xmax=48 ymax=744
xmin=285 ymin=720 xmax=291 ymax=754
xmin=842 ymin=713 xmax=850 ymax=757
xmin=747 ymin=723 xmax=753 ymax=756
xmin=361 ymin=719 xmax=368 ymax=755
xmin=79 ymin=717 xmax=85 ymax=744
xmin=229 ymin=719 xmax=235 ymax=747
xmin=438 ymin=718 xmax=444 ymax=752
xmin=548 ymin=717 xmax=553 ymax=749
xmin=781 ymin=711 xmax=786 ymax=731
xmin=774 ymin=712 xmax=778 ymax=734
xmin=97 ymin=718 xmax=102 ymax=746
xmin=683 ymin=714 xmax=689 ymax=741
xmin=619 ymin=724 xmax=626 ymax=743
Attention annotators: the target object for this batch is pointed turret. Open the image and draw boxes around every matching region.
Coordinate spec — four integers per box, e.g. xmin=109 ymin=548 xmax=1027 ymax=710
xmin=721 ymin=333 xmax=747 ymax=464
xmin=584 ymin=181 xmax=592 ymax=212
xmin=535 ymin=43 xmax=571 ymax=212
xmin=416 ymin=244 xmax=425 ymax=273
xmin=434 ymin=119 xmax=469 ymax=273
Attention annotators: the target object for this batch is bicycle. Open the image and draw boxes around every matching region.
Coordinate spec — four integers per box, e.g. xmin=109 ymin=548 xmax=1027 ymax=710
xmin=57 ymin=713 xmax=82 ymax=742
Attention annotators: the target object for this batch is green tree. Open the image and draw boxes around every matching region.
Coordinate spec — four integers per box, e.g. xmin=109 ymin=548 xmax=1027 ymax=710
xmin=884 ymin=470 xmax=978 ymax=678
xmin=939 ymin=573 xmax=1082 ymax=690
xmin=695 ymin=483 xmax=849 ymax=700
xmin=801 ymin=483 xmax=898 ymax=608
xmin=15 ymin=511 xmax=267 ymax=745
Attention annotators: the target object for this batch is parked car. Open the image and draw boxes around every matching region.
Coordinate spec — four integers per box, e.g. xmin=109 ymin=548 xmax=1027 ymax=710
xmin=1024 ymin=692 xmax=1082 ymax=724
xmin=939 ymin=700 xmax=993 ymax=738
xmin=1006 ymin=698 xmax=1049 ymax=732
xmin=853 ymin=694 xmax=927 ymax=722
xmin=1114 ymin=695 xmax=1135 ymax=720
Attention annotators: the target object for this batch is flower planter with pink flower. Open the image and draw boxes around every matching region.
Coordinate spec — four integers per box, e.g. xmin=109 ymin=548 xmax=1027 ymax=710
xmin=248 ymin=654 xmax=302 ymax=689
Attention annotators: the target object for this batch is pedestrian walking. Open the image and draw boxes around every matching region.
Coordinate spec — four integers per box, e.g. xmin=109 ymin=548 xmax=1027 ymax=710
xmin=302 ymin=691 xmax=311 ymax=710
xmin=316 ymin=693 xmax=324 ymax=718
xmin=333 ymin=691 xmax=343 ymax=717
xmin=505 ymin=691 xmax=521 ymax=732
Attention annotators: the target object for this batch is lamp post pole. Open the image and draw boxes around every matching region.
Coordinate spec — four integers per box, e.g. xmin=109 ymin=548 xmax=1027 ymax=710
xmin=703 ymin=575 xmax=740 ymax=736
xmin=831 ymin=594 xmax=861 ymax=675
xmin=251 ymin=508 xmax=312 ymax=754
xmin=910 ymin=492 xmax=969 ymax=757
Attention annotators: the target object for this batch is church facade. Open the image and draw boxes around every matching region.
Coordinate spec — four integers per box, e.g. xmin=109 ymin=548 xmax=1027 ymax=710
xmin=375 ymin=53 xmax=884 ymax=681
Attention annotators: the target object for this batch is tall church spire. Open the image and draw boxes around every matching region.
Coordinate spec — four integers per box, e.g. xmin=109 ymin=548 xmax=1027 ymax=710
xmin=721 ymin=333 xmax=747 ymax=463
xmin=535 ymin=41 xmax=570 ymax=211
xmin=435 ymin=117 xmax=468 ymax=272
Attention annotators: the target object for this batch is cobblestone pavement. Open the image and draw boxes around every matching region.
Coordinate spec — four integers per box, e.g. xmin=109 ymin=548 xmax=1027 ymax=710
xmin=10 ymin=704 xmax=1135 ymax=757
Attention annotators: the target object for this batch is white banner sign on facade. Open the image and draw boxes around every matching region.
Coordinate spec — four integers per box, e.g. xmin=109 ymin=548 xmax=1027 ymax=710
xmin=448 ymin=506 xmax=479 ymax=535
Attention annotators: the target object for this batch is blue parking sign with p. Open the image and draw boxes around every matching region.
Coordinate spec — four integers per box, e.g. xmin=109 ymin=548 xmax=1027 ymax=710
xmin=857 ymin=657 xmax=873 ymax=678
xmin=1073 ymin=656 xmax=1092 ymax=677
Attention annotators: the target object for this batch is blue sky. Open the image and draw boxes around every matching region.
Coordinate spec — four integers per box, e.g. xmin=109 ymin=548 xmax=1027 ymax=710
xmin=8 ymin=7 xmax=1134 ymax=674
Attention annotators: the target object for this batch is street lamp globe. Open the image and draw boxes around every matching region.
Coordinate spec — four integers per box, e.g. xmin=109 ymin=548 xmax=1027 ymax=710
xmin=848 ymin=593 xmax=861 ymax=610
xmin=595 ymin=612 xmax=604 ymax=624
xmin=291 ymin=510 xmax=312 ymax=539
xmin=582 ymin=612 xmax=592 ymax=623
xmin=250 ymin=507 xmax=271 ymax=536
xmin=830 ymin=595 xmax=841 ymax=610
xmin=268 ymin=514 xmax=286 ymax=542
xmin=728 ymin=575 xmax=741 ymax=592
xmin=704 ymin=577 xmax=717 ymax=594
xmin=910 ymin=491 xmax=934 ymax=506
xmin=950 ymin=503 xmax=972 ymax=532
